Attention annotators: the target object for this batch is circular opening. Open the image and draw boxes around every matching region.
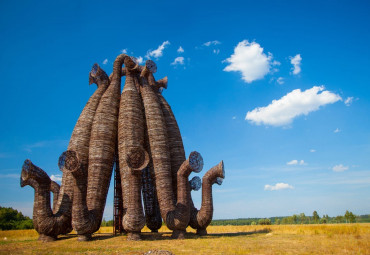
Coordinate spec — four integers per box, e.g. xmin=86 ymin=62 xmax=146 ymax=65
xmin=189 ymin=151 xmax=203 ymax=173
xmin=190 ymin=176 xmax=201 ymax=191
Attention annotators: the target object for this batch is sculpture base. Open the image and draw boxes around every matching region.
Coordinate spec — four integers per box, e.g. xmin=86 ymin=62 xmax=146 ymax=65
xmin=38 ymin=234 xmax=57 ymax=242
xmin=127 ymin=232 xmax=141 ymax=241
xmin=171 ymin=230 xmax=185 ymax=239
xmin=196 ymin=229 xmax=207 ymax=236
xmin=77 ymin=234 xmax=92 ymax=241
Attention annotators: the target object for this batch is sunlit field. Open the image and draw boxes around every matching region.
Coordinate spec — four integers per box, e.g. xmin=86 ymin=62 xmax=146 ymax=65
xmin=0 ymin=224 xmax=369 ymax=254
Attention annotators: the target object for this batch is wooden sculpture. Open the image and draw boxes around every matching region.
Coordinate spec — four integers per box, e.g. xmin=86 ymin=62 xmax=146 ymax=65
xmin=21 ymin=54 xmax=225 ymax=242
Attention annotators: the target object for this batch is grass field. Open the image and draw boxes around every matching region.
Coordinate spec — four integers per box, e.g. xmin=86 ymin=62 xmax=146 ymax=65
xmin=0 ymin=224 xmax=369 ymax=254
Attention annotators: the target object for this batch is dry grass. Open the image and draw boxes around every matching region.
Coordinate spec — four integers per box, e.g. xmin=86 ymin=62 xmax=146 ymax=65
xmin=0 ymin=224 xmax=369 ymax=254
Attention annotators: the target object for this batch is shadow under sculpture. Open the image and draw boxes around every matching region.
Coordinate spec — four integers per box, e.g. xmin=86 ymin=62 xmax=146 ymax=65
xmin=20 ymin=63 xmax=110 ymax=242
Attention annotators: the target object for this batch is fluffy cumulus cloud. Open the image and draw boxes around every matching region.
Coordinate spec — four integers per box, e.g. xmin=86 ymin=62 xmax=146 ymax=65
xmin=223 ymin=40 xmax=277 ymax=83
xmin=121 ymin=48 xmax=128 ymax=54
xmin=334 ymin=128 xmax=340 ymax=133
xmin=332 ymin=164 xmax=349 ymax=172
xmin=287 ymin=160 xmax=305 ymax=165
xmin=203 ymin=40 xmax=221 ymax=47
xmin=245 ymin=86 xmax=342 ymax=126
xmin=171 ymin=56 xmax=184 ymax=65
xmin=146 ymin=41 xmax=170 ymax=59
xmin=264 ymin=183 xmax=294 ymax=191
xmin=51 ymin=174 xmax=62 ymax=182
xmin=177 ymin=46 xmax=184 ymax=53
xmin=290 ymin=54 xmax=302 ymax=75
xmin=102 ymin=59 xmax=108 ymax=65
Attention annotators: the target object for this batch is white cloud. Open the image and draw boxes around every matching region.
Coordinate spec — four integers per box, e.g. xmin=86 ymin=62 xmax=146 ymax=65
xmin=171 ymin=56 xmax=184 ymax=65
xmin=50 ymin=174 xmax=62 ymax=182
xmin=287 ymin=159 xmax=298 ymax=165
xmin=213 ymin=49 xmax=220 ymax=54
xmin=332 ymin=164 xmax=349 ymax=172
xmin=177 ymin=46 xmax=184 ymax=53
xmin=223 ymin=40 xmax=276 ymax=83
xmin=290 ymin=54 xmax=302 ymax=75
xmin=344 ymin=97 xmax=354 ymax=106
xmin=136 ymin=56 xmax=144 ymax=64
xmin=102 ymin=59 xmax=108 ymax=65
xmin=121 ymin=48 xmax=128 ymax=54
xmin=232 ymin=116 xmax=237 ymax=120
xmin=310 ymin=149 xmax=316 ymax=153
xmin=264 ymin=183 xmax=294 ymax=191
xmin=287 ymin=159 xmax=305 ymax=165
xmin=203 ymin=40 xmax=221 ymax=47
xmin=146 ymin=41 xmax=170 ymax=59
xmin=277 ymin=77 xmax=284 ymax=85
xmin=334 ymin=128 xmax=340 ymax=133
xmin=245 ymin=86 xmax=342 ymax=126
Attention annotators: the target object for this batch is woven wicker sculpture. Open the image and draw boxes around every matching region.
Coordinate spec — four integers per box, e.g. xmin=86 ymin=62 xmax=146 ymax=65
xmin=21 ymin=54 xmax=225 ymax=242
xmin=20 ymin=63 xmax=110 ymax=241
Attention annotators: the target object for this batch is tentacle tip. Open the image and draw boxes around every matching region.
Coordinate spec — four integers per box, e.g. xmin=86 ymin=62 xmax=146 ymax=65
xmin=58 ymin=150 xmax=80 ymax=173
xmin=124 ymin=56 xmax=138 ymax=69
xmin=190 ymin=176 xmax=202 ymax=191
xmin=215 ymin=177 xmax=224 ymax=185
xmin=126 ymin=147 xmax=150 ymax=172
xmin=145 ymin=60 xmax=157 ymax=73
xmin=220 ymin=160 xmax=225 ymax=179
xmin=20 ymin=159 xmax=32 ymax=187
xmin=189 ymin=151 xmax=204 ymax=173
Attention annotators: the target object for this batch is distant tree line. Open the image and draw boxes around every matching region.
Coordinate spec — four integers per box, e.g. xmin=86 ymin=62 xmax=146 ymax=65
xmin=211 ymin=211 xmax=369 ymax=226
xmin=1 ymin=206 xmax=368 ymax=230
xmin=0 ymin=206 xmax=33 ymax=230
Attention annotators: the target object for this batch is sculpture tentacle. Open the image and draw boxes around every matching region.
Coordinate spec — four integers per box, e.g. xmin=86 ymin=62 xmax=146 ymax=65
xmin=190 ymin=161 xmax=225 ymax=235
xmin=20 ymin=160 xmax=70 ymax=242
xmin=119 ymin=59 xmax=149 ymax=240
xmin=69 ymin=54 xmax=126 ymax=241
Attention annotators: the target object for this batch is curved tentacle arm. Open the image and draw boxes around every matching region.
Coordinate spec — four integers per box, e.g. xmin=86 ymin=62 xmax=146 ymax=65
xmin=165 ymin=151 xmax=203 ymax=239
xmin=189 ymin=161 xmax=225 ymax=235
xmin=70 ymin=54 xmax=127 ymax=241
xmin=20 ymin=159 xmax=71 ymax=242
xmin=118 ymin=59 xmax=149 ymax=240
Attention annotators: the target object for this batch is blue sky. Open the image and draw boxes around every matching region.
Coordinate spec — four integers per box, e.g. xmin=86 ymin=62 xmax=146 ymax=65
xmin=0 ymin=0 xmax=369 ymax=220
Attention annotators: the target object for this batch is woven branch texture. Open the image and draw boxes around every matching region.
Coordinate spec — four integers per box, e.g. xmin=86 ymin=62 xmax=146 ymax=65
xmin=119 ymin=70 xmax=147 ymax=238
xmin=21 ymin=55 xmax=225 ymax=241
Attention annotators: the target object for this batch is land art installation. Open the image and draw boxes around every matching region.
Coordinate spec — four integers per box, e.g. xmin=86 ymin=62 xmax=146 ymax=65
xmin=20 ymin=54 xmax=225 ymax=242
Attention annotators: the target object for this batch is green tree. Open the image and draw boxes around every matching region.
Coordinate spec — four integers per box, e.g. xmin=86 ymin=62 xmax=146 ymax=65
xmin=275 ymin=219 xmax=281 ymax=225
xmin=292 ymin=214 xmax=298 ymax=224
xmin=0 ymin=206 xmax=33 ymax=230
xmin=313 ymin=211 xmax=320 ymax=223
xmin=299 ymin=213 xmax=306 ymax=224
xmin=345 ymin=211 xmax=356 ymax=223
